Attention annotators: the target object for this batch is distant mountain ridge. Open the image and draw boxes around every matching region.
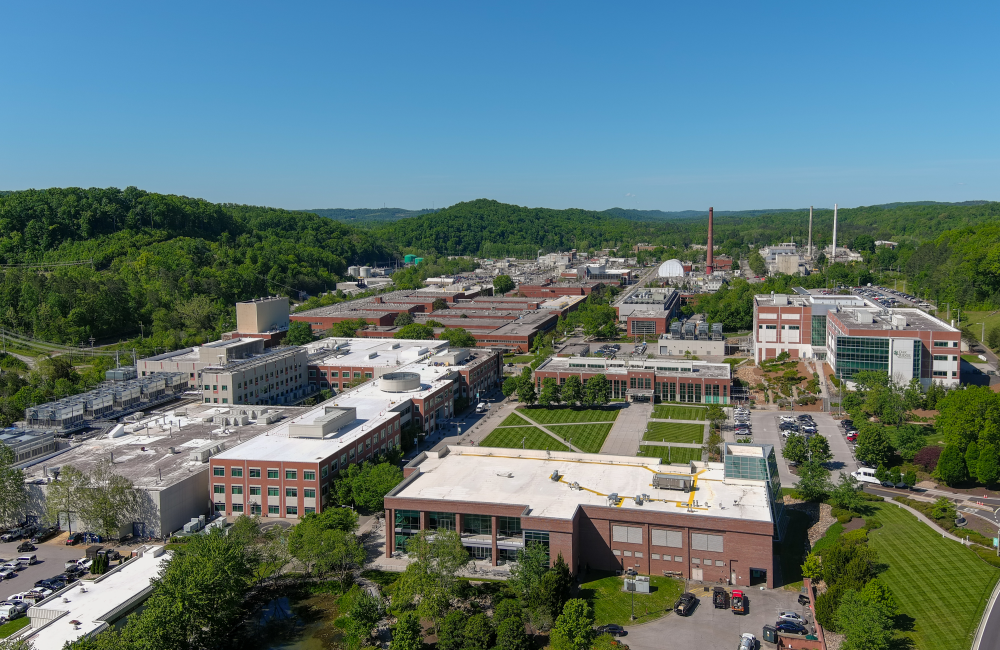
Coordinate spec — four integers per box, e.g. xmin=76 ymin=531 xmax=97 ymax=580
xmin=304 ymin=207 xmax=437 ymax=223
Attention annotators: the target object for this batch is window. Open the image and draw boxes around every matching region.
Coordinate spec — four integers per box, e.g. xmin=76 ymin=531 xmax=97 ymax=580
xmin=651 ymin=529 xmax=683 ymax=548
xmin=691 ymin=533 xmax=724 ymax=552
xmin=651 ymin=553 xmax=661 ymax=560
xmin=304 ymin=507 xmax=316 ymax=514
xmin=692 ymin=558 xmax=701 ymax=564
xmin=204 ymin=385 xmax=210 ymax=390
xmin=365 ymin=372 xmax=372 ymax=379
xmin=623 ymin=550 xmax=632 ymax=557
xmin=933 ymin=370 xmax=948 ymax=377
xmin=214 ymin=503 xmax=226 ymax=512
xmin=286 ymin=488 xmax=298 ymax=498
xmin=232 ymin=503 xmax=244 ymax=512
xmin=716 ymin=560 xmax=725 ymax=567
xmin=303 ymin=470 xmax=316 ymax=481
xmin=268 ymin=505 xmax=280 ymax=515
xmin=933 ymin=340 xmax=950 ymax=347
xmin=321 ymin=466 xmax=329 ymax=478
xmin=213 ymin=485 xmax=225 ymax=494
xmin=612 ymin=550 xmax=621 ymax=556
xmin=497 ymin=516 xmax=522 ymax=537
xmin=635 ymin=552 xmax=643 ymax=558
xmin=213 ymin=385 xmax=218 ymax=390
xmin=268 ymin=487 xmax=280 ymax=497
xmin=213 ymin=467 xmax=225 ymax=477
xmin=933 ymin=355 xmax=950 ymax=361
xmin=267 ymin=469 xmax=279 ymax=479
xmin=304 ymin=489 xmax=316 ymax=499
xmin=221 ymin=398 xmax=228 ymax=404
xmin=285 ymin=470 xmax=297 ymax=480
xmin=251 ymin=504 xmax=262 ymax=515
xmin=395 ymin=509 xmax=420 ymax=529
xmin=231 ymin=485 xmax=243 ymax=495
xmin=674 ymin=556 xmax=683 ymax=562
xmin=428 ymin=512 xmax=456 ymax=531
xmin=286 ymin=506 xmax=298 ymax=516
xmin=222 ymin=385 xmax=228 ymax=391
xmin=353 ymin=372 xmax=361 ymax=378
xmin=231 ymin=467 xmax=243 ymax=477
xmin=612 ymin=525 xmax=642 ymax=544
xmin=249 ymin=468 xmax=261 ymax=478
xmin=249 ymin=486 xmax=261 ymax=496
xmin=463 ymin=514 xmax=493 ymax=536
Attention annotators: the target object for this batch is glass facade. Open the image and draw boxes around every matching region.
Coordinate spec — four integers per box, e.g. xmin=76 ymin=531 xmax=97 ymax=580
xmin=811 ymin=315 xmax=827 ymax=347
xmin=463 ymin=514 xmax=492 ymax=536
xmin=428 ymin=512 xmax=456 ymax=531
xmin=833 ymin=336 xmax=889 ymax=381
xmin=395 ymin=509 xmax=420 ymax=530
xmin=723 ymin=445 xmax=784 ymax=535
xmin=497 ymin=516 xmax=522 ymax=537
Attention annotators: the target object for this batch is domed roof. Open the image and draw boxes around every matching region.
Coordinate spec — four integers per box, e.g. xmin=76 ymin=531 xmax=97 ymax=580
xmin=657 ymin=259 xmax=685 ymax=277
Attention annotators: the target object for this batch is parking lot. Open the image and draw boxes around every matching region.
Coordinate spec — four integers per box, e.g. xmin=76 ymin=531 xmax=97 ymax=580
xmin=0 ymin=535 xmax=113 ymax=601
xmin=747 ymin=410 xmax=858 ymax=486
xmin=625 ymin=585 xmax=811 ymax=650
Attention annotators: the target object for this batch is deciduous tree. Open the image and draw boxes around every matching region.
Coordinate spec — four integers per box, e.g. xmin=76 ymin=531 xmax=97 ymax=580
xmin=493 ymin=275 xmax=515 ymax=296
xmin=561 ymin=376 xmax=583 ymax=405
xmin=285 ymin=320 xmax=316 ymax=345
xmin=0 ymin=446 xmax=27 ymax=528
xmin=549 ymin=599 xmax=594 ymax=650
xmin=390 ymin=611 xmax=422 ymax=650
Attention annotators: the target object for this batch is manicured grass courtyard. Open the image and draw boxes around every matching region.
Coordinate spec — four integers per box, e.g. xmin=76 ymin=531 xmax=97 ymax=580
xmin=497 ymin=412 xmax=531 ymax=427
xmin=636 ymin=445 xmax=702 ymax=464
xmin=480 ymin=426 xmax=569 ymax=451
xmin=546 ymin=423 xmax=613 ymax=453
xmin=0 ymin=617 xmax=30 ymax=639
xmin=517 ymin=406 xmax=619 ymax=424
xmin=578 ymin=571 xmax=684 ymax=626
xmin=642 ymin=422 xmax=705 ymax=444
xmin=651 ymin=405 xmax=707 ymax=421
xmin=867 ymin=502 xmax=1000 ymax=650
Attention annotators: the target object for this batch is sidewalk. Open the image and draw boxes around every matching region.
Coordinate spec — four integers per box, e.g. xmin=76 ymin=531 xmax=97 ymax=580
xmin=600 ymin=401 xmax=650 ymax=455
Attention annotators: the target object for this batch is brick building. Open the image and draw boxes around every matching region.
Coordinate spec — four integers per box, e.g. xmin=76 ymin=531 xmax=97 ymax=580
xmin=384 ymin=443 xmax=782 ymax=587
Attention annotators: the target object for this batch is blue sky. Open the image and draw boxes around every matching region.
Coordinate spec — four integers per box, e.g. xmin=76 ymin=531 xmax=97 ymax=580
xmin=2 ymin=1 xmax=998 ymax=211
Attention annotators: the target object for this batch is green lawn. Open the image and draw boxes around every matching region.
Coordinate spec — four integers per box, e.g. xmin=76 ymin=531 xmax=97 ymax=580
xmin=0 ymin=617 xmax=29 ymax=639
xmin=507 ymin=355 xmax=535 ymax=363
xmin=546 ymin=423 xmax=613 ymax=453
xmin=651 ymin=405 xmax=707 ymax=421
xmin=642 ymin=422 xmax=705 ymax=444
xmin=517 ymin=406 xmax=619 ymax=424
xmin=497 ymin=412 xmax=531 ymax=427
xmin=962 ymin=354 xmax=986 ymax=363
xmin=578 ymin=571 xmax=685 ymax=626
xmin=480 ymin=426 xmax=569 ymax=451
xmin=867 ymin=502 xmax=1000 ymax=650
xmin=636 ymin=445 xmax=702 ymax=464
xmin=958 ymin=310 xmax=1000 ymax=346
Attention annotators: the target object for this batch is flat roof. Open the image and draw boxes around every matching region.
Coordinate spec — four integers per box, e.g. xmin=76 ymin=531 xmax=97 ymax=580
xmin=306 ymin=338 xmax=449 ymax=367
xmin=24 ymin=548 xmax=171 ymax=650
xmin=21 ymin=403 xmax=310 ymax=489
xmin=214 ymin=359 xmax=460 ymax=462
xmin=392 ymin=447 xmax=772 ymax=523
xmin=539 ymin=356 xmax=731 ymax=379
xmin=834 ymin=307 xmax=958 ymax=333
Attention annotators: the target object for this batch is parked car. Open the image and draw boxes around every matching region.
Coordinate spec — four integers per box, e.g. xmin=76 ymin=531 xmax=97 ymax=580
xmin=16 ymin=542 xmax=35 ymax=554
xmin=0 ymin=529 xmax=24 ymax=543
xmin=65 ymin=533 xmax=84 ymax=546
xmin=16 ymin=555 xmax=37 ymax=566
xmin=28 ymin=587 xmax=52 ymax=599
xmin=0 ymin=569 xmax=15 ymax=581
xmin=797 ymin=594 xmax=811 ymax=606
xmin=674 ymin=592 xmax=697 ymax=616
xmin=97 ymin=548 xmax=121 ymax=561
xmin=775 ymin=621 xmax=808 ymax=635
xmin=738 ymin=633 xmax=757 ymax=650
xmin=595 ymin=624 xmax=626 ymax=637
xmin=1 ymin=561 xmax=24 ymax=572
xmin=31 ymin=527 xmax=59 ymax=543
xmin=731 ymin=589 xmax=746 ymax=615
xmin=713 ymin=586 xmax=729 ymax=609
xmin=0 ymin=601 xmax=28 ymax=614
xmin=777 ymin=611 xmax=805 ymax=624
xmin=895 ymin=481 xmax=909 ymax=490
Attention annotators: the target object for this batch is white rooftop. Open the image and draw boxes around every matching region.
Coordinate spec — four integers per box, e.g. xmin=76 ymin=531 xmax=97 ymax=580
xmin=392 ymin=447 xmax=774 ymax=523
xmin=306 ymin=337 xmax=449 ymax=368
xmin=214 ymin=359 xmax=458 ymax=461
xmin=23 ymin=548 xmax=171 ymax=650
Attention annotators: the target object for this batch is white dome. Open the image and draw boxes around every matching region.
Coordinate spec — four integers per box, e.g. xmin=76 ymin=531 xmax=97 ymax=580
xmin=657 ymin=259 xmax=685 ymax=277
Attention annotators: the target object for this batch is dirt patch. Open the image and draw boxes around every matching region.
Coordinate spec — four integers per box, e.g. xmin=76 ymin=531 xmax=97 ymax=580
xmin=841 ymin=517 xmax=865 ymax=533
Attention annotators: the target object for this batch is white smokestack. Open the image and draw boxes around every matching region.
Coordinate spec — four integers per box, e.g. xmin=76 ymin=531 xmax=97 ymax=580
xmin=831 ymin=203 xmax=838 ymax=264
xmin=807 ymin=206 xmax=813 ymax=259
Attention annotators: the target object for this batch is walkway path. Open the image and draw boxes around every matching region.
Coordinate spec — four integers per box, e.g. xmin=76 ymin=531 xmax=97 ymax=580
xmin=600 ymin=401 xmax=651 ymax=455
xmin=514 ymin=410 xmax=585 ymax=452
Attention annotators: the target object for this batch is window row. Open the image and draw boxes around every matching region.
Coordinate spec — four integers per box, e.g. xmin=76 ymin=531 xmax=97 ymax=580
xmin=213 ymin=467 xmax=317 ymax=481
xmin=214 ymin=503 xmax=313 ymax=516
xmin=214 ymin=485 xmax=316 ymax=498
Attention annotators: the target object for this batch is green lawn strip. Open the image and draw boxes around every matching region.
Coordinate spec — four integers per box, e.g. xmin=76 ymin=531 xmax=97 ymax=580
xmin=642 ymin=422 xmax=705 ymax=444
xmin=809 ymin=521 xmax=843 ymax=555
xmin=651 ymin=405 xmax=707 ymax=421
xmin=480 ymin=426 xmax=570 ymax=451
xmin=636 ymin=445 xmax=702 ymax=464
xmin=962 ymin=354 xmax=985 ymax=363
xmin=545 ymin=423 xmax=614 ymax=453
xmin=497 ymin=412 xmax=531 ymax=427
xmin=0 ymin=617 xmax=30 ymax=639
xmin=517 ymin=406 xmax=620 ymax=424
xmin=579 ymin=572 xmax=684 ymax=626
xmin=867 ymin=502 xmax=1000 ymax=650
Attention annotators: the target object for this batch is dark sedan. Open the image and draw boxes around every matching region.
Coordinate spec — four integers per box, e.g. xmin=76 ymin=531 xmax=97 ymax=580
xmin=775 ymin=621 xmax=808 ymax=635
xmin=595 ymin=624 xmax=626 ymax=637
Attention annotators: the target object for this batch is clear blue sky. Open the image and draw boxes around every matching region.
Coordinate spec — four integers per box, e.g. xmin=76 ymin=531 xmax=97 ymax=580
xmin=2 ymin=1 xmax=998 ymax=211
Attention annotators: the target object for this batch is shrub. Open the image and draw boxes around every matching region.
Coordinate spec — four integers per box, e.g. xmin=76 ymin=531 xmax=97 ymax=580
xmin=913 ymin=446 xmax=943 ymax=472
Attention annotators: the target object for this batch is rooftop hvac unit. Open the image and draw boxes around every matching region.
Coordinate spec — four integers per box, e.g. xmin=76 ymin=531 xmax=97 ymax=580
xmin=550 ymin=470 xmax=561 ymax=481
xmin=652 ymin=474 xmax=692 ymax=492
xmin=607 ymin=492 xmax=619 ymax=505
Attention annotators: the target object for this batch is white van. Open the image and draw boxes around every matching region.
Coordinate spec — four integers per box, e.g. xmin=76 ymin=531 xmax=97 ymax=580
xmin=0 ymin=604 xmax=24 ymax=621
xmin=16 ymin=554 xmax=36 ymax=566
xmin=852 ymin=467 xmax=880 ymax=484
xmin=475 ymin=402 xmax=488 ymax=414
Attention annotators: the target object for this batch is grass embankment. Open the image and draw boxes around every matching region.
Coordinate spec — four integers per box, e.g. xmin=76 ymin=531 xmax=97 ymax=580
xmin=636 ymin=445 xmax=702 ymax=464
xmin=642 ymin=422 xmax=705 ymax=444
xmin=517 ymin=406 xmax=619 ymax=424
xmin=651 ymin=405 xmax=706 ymax=420
xmin=0 ymin=617 xmax=30 ymax=639
xmin=578 ymin=572 xmax=684 ymax=626
xmin=480 ymin=426 xmax=569 ymax=451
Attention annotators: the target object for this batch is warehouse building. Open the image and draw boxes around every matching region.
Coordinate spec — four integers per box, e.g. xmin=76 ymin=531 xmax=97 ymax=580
xmin=384 ymin=443 xmax=782 ymax=587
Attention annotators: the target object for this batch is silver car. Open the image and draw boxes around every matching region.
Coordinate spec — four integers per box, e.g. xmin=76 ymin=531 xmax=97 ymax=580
xmin=777 ymin=611 xmax=805 ymax=624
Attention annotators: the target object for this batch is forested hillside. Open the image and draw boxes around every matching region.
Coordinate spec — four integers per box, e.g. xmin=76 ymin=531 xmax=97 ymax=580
xmin=305 ymin=207 xmax=437 ymax=224
xmin=0 ymin=187 xmax=389 ymax=347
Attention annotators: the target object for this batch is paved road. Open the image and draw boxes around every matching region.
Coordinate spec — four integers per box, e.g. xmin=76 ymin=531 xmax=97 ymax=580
xmin=976 ymin=578 xmax=1000 ymax=650
xmin=0 ymin=535 xmax=124 ymax=601
xmin=601 ymin=402 xmax=651 ymax=455
xmin=624 ymin=585 xmax=806 ymax=650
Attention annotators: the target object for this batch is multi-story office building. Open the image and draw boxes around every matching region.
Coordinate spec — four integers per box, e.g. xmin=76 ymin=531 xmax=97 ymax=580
xmin=200 ymin=346 xmax=311 ymax=406
xmin=752 ymin=290 xmax=961 ymax=386
xmin=384 ymin=443 xmax=782 ymax=586
xmin=533 ymin=357 xmax=732 ymax=404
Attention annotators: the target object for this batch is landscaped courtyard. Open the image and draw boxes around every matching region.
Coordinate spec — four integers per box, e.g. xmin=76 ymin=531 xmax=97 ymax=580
xmin=642 ymin=422 xmax=705 ymax=444
xmin=516 ymin=406 xmax=620 ymax=424
xmin=637 ymin=445 xmax=703 ymax=464
xmin=546 ymin=423 xmax=615 ymax=453
xmin=651 ymin=405 xmax=707 ymax=420
xmin=480 ymin=426 xmax=570 ymax=451
xmin=578 ymin=571 xmax=684 ymax=626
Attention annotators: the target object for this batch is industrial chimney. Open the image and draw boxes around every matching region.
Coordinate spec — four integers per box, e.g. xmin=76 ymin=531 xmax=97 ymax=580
xmin=831 ymin=203 xmax=838 ymax=264
xmin=807 ymin=206 xmax=813 ymax=259
xmin=706 ymin=207 xmax=714 ymax=274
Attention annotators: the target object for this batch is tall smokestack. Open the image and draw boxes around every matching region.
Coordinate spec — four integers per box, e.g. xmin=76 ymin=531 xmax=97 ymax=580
xmin=831 ymin=203 xmax=838 ymax=264
xmin=706 ymin=206 xmax=714 ymax=274
xmin=807 ymin=206 xmax=813 ymax=259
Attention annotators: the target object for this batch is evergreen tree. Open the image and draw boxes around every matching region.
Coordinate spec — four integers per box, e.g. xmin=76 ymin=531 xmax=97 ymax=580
xmin=977 ymin=443 xmax=1000 ymax=486
xmin=463 ymin=613 xmax=494 ymax=650
xmin=437 ymin=611 xmax=467 ymax=650
xmin=935 ymin=444 xmax=968 ymax=486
